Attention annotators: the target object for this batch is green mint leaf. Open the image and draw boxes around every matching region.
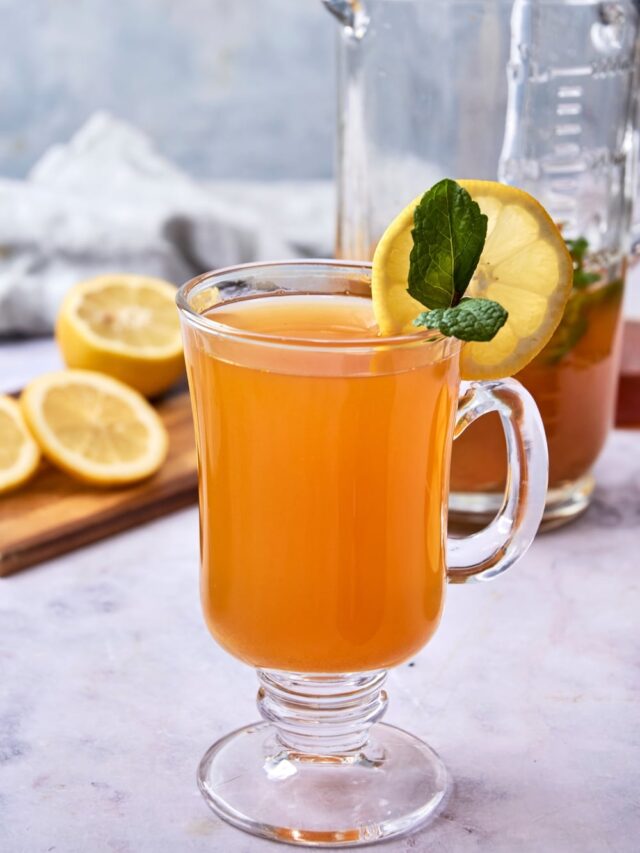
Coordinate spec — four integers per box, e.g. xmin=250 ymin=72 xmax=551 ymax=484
xmin=542 ymin=291 xmax=589 ymax=364
xmin=573 ymin=269 xmax=600 ymax=289
xmin=413 ymin=297 xmax=508 ymax=342
xmin=566 ymin=237 xmax=589 ymax=265
xmin=566 ymin=235 xmax=599 ymax=289
xmin=408 ymin=179 xmax=488 ymax=310
xmin=543 ymin=278 xmax=623 ymax=364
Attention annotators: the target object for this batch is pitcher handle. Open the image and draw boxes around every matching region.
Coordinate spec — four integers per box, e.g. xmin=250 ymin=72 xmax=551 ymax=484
xmin=447 ymin=379 xmax=548 ymax=584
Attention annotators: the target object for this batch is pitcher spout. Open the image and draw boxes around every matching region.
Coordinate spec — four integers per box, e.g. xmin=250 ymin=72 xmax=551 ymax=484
xmin=321 ymin=0 xmax=370 ymax=38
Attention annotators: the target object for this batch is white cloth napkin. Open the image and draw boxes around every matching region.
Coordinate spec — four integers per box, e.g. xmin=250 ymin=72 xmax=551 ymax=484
xmin=0 ymin=112 xmax=333 ymax=336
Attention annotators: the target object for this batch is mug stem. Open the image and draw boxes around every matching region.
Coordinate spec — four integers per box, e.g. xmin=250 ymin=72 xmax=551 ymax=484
xmin=198 ymin=669 xmax=449 ymax=845
xmin=257 ymin=670 xmax=388 ymax=756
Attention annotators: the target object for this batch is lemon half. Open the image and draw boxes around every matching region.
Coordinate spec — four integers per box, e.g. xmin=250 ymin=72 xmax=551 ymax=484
xmin=372 ymin=180 xmax=573 ymax=379
xmin=56 ymin=274 xmax=184 ymax=397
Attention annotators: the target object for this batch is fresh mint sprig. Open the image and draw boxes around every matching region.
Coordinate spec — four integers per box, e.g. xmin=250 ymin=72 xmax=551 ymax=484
xmin=409 ymin=179 xmax=507 ymax=342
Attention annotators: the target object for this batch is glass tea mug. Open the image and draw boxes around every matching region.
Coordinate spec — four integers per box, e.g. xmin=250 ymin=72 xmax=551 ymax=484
xmin=178 ymin=260 xmax=548 ymax=846
xmin=324 ymin=0 xmax=640 ymax=528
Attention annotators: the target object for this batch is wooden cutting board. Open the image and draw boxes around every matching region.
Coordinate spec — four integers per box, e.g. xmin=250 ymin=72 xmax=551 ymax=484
xmin=0 ymin=391 xmax=198 ymax=577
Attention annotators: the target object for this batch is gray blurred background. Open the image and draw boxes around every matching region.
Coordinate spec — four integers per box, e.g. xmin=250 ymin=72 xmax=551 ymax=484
xmin=0 ymin=0 xmax=335 ymax=180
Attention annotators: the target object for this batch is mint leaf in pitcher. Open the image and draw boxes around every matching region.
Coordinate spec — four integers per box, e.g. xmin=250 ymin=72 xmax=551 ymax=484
xmin=566 ymin=236 xmax=600 ymax=289
xmin=408 ymin=179 xmax=488 ymax=309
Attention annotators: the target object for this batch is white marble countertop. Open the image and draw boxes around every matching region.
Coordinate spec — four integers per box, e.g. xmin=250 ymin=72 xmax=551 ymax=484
xmin=1 ymin=339 xmax=639 ymax=853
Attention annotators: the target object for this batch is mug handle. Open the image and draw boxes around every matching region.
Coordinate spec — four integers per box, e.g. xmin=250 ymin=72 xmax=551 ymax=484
xmin=447 ymin=378 xmax=548 ymax=584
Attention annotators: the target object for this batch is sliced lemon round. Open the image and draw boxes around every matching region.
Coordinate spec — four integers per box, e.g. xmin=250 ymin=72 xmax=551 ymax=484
xmin=372 ymin=180 xmax=573 ymax=380
xmin=0 ymin=395 xmax=40 ymax=494
xmin=21 ymin=370 xmax=169 ymax=486
xmin=56 ymin=274 xmax=184 ymax=397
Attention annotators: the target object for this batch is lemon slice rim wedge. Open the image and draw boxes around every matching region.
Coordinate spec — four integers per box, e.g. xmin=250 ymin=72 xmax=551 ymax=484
xmin=58 ymin=274 xmax=183 ymax=359
xmin=20 ymin=370 xmax=169 ymax=486
xmin=0 ymin=394 xmax=41 ymax=494
xmin=372 ymin=179 xmax=574 ymax=380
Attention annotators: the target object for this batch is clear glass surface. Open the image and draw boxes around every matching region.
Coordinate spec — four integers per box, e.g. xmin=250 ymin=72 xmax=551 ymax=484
xmin=325 ymin=0 xmax=640 ymax=527
xmin=177 ymin=261 xmax=548 ymax=846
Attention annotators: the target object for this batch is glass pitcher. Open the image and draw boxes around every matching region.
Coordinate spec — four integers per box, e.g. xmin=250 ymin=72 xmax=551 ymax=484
xmin=323 ymin=0 xmax=640 ymax=528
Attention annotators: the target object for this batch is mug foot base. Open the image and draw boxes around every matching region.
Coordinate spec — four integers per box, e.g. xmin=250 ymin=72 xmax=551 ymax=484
xmin=449 ymin=473 xmax=594 ymax=533
xmin=197 ymin=721 xmax=450 ymax=847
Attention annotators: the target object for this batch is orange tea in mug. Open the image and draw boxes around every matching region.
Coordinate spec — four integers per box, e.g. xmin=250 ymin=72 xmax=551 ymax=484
xmin=183 ymin=289 xmax=460 ymax=673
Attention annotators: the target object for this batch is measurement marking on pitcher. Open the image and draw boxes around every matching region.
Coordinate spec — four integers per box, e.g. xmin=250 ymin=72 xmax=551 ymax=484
xmin=550 ymin=178 xmax=579 ymax=194
xmin=543 ymin=160 xmax=587 ymax=176
xmin=557 ymin=85 xmax=583 ymax=99
xmin=556 ymin=103 xmax=582 ymax=117
xmin=552 ymin=143 xmax=581 ymax=158
xmin=551 ymin=65 xmax=592 ymax=79
xmin=555 ymin=123 xmax=582 ymax=137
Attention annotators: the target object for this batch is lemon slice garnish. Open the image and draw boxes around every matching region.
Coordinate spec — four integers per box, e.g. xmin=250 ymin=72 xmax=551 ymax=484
xmin=21 ymin=370 xmax=168 ymax=486
xmin=56 ymin=274 xmax=184 ymax=397
xmin=372 ymin=180 xmax=573 ymax=379
xmin=0 ymin=395 xmax=40 ymax=494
